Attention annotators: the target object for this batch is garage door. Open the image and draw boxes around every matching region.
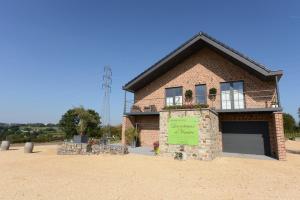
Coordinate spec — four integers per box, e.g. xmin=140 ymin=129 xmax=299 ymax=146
xmin=221 ymin=121 xmax=270 ymax=155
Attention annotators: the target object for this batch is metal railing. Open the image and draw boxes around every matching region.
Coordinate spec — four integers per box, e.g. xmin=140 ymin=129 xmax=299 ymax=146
xmin=124 ymin=89 xmax=279 ymax=114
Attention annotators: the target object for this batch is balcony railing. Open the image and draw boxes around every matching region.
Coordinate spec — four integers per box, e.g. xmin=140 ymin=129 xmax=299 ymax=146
xmin=124 ymin=89 xmax=280 ymax=114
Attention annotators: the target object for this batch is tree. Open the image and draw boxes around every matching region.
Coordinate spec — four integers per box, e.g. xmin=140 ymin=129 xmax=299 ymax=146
xmin=110 ymin=124 xmax=122 ymax=140
xmin=298 ymin=107 xmax=300 ymax=126
xmin=283 ymin=113 xmax=296 ymax=133
xmin=59 ymin=107 xmax=101 ymax=139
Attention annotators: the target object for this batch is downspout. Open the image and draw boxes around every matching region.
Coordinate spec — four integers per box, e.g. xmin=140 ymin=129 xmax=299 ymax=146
xmin=275 ymin=76 xmax=281 ymax=108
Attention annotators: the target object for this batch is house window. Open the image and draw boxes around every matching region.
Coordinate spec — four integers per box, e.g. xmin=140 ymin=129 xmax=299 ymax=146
xmin=165 ymin=87 xmax=183 ymax=106
xmin=221 ymin=81 xmax=244 ymax=109
xmin=195 ymin=84 xmax=207 ymax=104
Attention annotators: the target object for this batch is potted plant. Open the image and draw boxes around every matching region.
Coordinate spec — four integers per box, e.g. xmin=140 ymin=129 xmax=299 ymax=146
xmin=209 ymin=88 xmax=217 ymax=99
xmin=271 ymin=100 xmax=278 ymax=108
xmin=153 ymin=141 xmax=159 ymax=155
xmin=24 ymin=135 xmax=34 ymax=153
xmin=185 ymin=90 xmax=193 ymax=104
xmin=125 ymin=128 xmax=138 ymax=147
xmin=1 ymin=137 xmax=10 ymax=151
xmin=73 ymin=107 xmax=97 ymax=143
xmin=208 ymin=87 xmax=217 ymax=109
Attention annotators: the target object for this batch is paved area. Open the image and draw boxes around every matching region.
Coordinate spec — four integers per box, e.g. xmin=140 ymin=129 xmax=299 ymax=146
xmin=128 ymin=146 xmax=154 ymax=156
xmin=222 ymin=152 xmax=275 ymax=160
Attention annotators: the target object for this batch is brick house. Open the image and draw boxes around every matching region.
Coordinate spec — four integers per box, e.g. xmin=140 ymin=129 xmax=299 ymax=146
xmin=121 ymin=33 xmax=286 ymax=160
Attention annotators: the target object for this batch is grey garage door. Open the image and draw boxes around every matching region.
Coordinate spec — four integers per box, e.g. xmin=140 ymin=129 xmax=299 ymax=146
xmin=221 ymin=121 xmax=270 ymax=155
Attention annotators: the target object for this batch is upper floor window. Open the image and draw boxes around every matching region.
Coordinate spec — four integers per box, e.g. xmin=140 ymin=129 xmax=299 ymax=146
xmin=221 ymin=81 xmax=244 ymax=109
xmin=165 ymin=87 xmax=183 ymax=106
xmin=195 ymin=84 xmax=207 ymax=104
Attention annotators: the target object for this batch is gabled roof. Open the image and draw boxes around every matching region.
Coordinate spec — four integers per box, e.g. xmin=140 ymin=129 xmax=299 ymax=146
xmin=123 ymin=32 xmax=283 ymax=92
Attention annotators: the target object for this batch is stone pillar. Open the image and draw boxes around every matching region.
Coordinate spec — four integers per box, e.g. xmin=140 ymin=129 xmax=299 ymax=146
xmin=159 ymin=109 xmax=221 ymax=160
xmin=121 ymin=115 xmax=135 ymax=145
xmin=273 ymin=112 xmax=286 ymax=160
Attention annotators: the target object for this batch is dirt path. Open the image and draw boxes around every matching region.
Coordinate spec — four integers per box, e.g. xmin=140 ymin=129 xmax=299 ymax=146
xmin=0 ymin=141 xmax=300 ymax=200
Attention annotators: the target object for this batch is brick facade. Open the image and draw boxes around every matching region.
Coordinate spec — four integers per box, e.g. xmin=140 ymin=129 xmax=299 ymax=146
xmin=121 ymin=45 xmax=286 ymax=160
xmin=121 ymin=115 xmax=159 ymax=147
xmin=121 ymin=115 xmax=135 ymax=145
xmin=272 ymin=112 xmax=286 ymax=160
xmin=134 ymin=47 xmax=277 ymax=112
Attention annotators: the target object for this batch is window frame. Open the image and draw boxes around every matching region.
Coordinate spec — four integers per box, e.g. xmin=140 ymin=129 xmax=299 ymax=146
xmin=165 ymin=86 xmax=183 ymax=107
xmin=220 ymin=80 xmax=246 ymax=110
xmin=195 ymin=84 xmax=207 ymax=105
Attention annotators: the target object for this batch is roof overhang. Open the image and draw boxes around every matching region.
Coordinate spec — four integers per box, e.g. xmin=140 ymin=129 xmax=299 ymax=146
xmin=123 ymin=32 xmax=283 ymax=92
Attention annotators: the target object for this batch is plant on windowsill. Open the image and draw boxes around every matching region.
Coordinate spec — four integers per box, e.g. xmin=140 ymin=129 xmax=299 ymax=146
xmin=208 ymin=88 xmax=217 ymax=99
xmin=208 ymin=87 xmax=217 ymax=109
xmin=184 ymin=90 xmax=193 ymax=104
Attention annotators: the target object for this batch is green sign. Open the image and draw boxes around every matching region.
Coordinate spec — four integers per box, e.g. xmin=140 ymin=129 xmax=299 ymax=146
xmin=168 ymin=117 xmax=199 ymax=145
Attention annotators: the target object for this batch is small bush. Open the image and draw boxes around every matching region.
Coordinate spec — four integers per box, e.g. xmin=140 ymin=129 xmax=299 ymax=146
xmin=209 ymin=88 xmax=217 ymax=95
xmin=185 ymin=90 xmax=193 ymax=101
xmin=125 ymin=128 xmax=138 ymax=145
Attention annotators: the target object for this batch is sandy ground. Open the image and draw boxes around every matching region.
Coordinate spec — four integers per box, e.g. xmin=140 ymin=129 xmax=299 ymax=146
xmin=1 ymin=142 xmax=300 ymax=200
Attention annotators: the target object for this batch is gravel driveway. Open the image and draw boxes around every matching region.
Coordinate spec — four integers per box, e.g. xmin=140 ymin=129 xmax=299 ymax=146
xmin=0 ymin=141 xmax=300 ymax=200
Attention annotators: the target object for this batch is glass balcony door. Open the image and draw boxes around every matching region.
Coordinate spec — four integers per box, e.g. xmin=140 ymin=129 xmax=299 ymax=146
xmin=221 ymin=81 xmax=244 ymax=110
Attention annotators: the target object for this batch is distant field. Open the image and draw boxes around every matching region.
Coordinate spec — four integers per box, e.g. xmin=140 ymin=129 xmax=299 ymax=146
xmin=0 ymin=124 xmax=65 ymax=143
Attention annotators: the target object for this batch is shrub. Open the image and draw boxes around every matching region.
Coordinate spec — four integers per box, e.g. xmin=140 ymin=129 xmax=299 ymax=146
xmin=59 ymin=107 xmax=101 ymax=139
xmin=209 ymin=88 xmax=217 ymax=95
xmin=32 ymin=134 xmax=53 ymax=143
xmin=283 ymin=113 xmax=296 ymax=133
xmin=125 ymin=128 xmax=138 ymax=145
xmin=185 ymin=90 xmax=193 ymax=101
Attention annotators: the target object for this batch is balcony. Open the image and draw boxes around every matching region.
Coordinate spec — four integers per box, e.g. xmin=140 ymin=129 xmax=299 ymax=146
xmin=123 ymin=89 xmax=281 ymax=115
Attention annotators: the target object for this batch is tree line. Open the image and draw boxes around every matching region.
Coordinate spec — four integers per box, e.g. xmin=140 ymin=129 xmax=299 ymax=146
xmin=0 ymin=107 xmax=122 ymax=143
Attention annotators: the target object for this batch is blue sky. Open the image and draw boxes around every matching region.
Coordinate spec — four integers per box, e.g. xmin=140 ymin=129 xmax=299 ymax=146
xmin=0 ymin=0 xmax=299 ymax=124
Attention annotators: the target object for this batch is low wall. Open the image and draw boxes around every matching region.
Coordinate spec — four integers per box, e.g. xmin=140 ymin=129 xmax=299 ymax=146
xmin=159 ymin=109 xmax=221 ymax=160
xmin=57 ymin=142 xmax=128 ymax=155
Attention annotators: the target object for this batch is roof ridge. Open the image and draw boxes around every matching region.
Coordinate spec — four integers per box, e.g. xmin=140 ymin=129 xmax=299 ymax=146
xmin=200 ymin=32 xmax=272 ymax=72
xmin=123 ymin=32 xmax=282 ymax=91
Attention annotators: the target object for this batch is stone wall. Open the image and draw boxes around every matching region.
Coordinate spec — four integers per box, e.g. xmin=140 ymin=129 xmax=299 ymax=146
xmin=159 ymin=109 xmax=221 ymax=160
xmin=57 ymin=142 xmax=128 ymax=155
